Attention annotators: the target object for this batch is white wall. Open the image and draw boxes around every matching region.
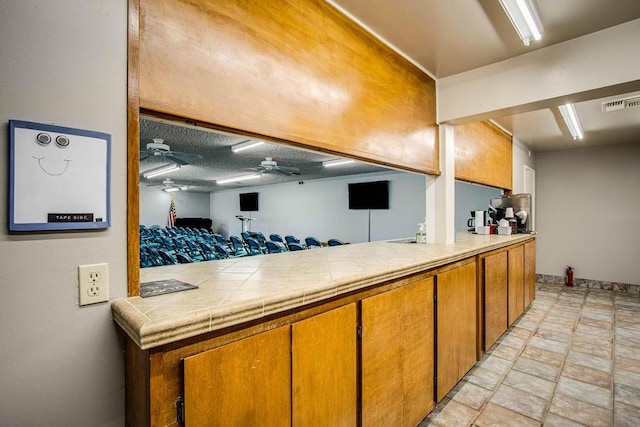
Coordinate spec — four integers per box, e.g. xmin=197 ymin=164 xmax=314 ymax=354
xmin=140 ymin=187 xmax=211 ymax=227
xmin=0 ymin=1 xmax=126 ymax=426
xmin=512 ymin=136 xmax=536 ymax=194
xmin=211 ymin=171 xmax=426 ymax=243
xmin=536 ymin=142 xmax=640 ymax=284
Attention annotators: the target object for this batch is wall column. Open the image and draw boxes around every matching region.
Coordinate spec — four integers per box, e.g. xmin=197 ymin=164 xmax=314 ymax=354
xmin=426 ymin=124 xmax=455 ymax=244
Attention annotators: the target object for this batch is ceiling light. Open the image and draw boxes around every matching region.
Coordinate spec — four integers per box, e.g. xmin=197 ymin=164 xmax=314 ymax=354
xmin=142 ymin=163 xmax=181 ymax=178
xmin=558 ymin=103 xmax=584 ymax=140
xmin=322 ymin=158 xmax=355 ymax=167
xmin=499 ymin=0 xmax=544 ymax=46
xmin=231 ymin=140 xmax=264 ymax=153
xmin=163 ymin=187 xmax=181 ymax=193
xmin=216 ymin=173 xmax=262 ymax=184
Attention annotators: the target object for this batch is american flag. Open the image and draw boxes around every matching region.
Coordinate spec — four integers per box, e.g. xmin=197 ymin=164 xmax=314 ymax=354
xmin=168 ymin=194 xmax=177 ymax=228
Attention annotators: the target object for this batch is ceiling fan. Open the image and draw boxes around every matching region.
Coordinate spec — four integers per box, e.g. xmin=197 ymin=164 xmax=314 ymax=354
xmin=144 ymin=178 xmax=188 ymax=192
xmin=249 ymin=157 xmax=301 ymax=176
xmin=140 ymin=138 xmax=202 ymax=165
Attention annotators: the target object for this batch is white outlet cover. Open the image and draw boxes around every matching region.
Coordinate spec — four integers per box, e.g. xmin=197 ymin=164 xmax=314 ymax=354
xmin=78 ymin=263 xmax=109 ymax=306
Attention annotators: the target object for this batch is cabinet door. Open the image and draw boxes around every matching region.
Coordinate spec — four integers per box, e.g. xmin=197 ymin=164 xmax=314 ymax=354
xmin=484 ymin=251 xmax=508 ymax=351
xmin=362 ymin=278 xmax=434 ymax=427
xmin=183 ymin=326 xmax=291 ymax=427
xmin=508 ymin=245 xmax=525 ymax=325
xmin=524 ymin=240 xmax=536 ymax=309
xmin=437 ymin=261 xmax=477 ymax=401
xmin=292 ymin=303 xmax=357 ymax=427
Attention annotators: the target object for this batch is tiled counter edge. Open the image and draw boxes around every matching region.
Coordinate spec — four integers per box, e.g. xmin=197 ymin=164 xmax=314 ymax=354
xmin=112 ymin=233 xmax=535 ymax=350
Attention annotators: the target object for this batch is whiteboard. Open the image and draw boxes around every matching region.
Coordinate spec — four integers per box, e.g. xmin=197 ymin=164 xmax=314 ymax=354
xmin=9 ymin=120 xmax=111 ymax=231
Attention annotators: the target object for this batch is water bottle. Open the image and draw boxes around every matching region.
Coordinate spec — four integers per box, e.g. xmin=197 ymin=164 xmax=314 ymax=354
xmin=416 ymin=222 xmax=427 ymax=244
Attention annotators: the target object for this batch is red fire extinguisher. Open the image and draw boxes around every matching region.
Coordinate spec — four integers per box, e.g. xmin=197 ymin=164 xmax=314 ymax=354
xmin=565 ymin=266 xmax=574 ymax=287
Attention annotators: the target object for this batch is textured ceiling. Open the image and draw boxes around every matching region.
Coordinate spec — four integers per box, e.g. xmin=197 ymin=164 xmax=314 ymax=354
xmin=139 ymin=117 xmax=390 ymax=193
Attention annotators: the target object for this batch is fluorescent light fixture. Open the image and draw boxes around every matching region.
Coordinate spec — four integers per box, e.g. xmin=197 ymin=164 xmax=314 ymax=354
xmin=558 ymin=103 xmax=584 ymax=140
xmin=142 ymin=163 xmax=181 ymax=178
xmin=216 ymin=173 xmax=262 ymax=184
xmin=231 ymin=140 xmax=264 ymax=153
xmin=322 ymin=158 xmax=355 ymax=167
xmin=499 ymin=0 xmax=544 ymax=46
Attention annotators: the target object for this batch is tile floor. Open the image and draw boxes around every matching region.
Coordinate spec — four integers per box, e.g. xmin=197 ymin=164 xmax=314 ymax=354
xmin=421 ymin=282 xmax=640 ymax=426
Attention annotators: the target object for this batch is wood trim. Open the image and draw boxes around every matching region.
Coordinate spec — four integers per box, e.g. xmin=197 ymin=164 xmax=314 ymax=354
xmin=127 ymin=0 xmax=141 ymax=296
xmin=455 ymin=121 xmax=513 ymax=190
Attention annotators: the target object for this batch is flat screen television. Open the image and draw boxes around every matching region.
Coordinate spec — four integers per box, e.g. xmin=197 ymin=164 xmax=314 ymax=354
xmin=348 ymin=180 xmax=389 ymax=210
xmin=239 ymin=192 xmax=258 ymax=211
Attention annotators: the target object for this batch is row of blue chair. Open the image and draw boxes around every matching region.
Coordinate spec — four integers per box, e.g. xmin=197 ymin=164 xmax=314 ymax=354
xmin=139 ymin=226 xmax=345 ymax=268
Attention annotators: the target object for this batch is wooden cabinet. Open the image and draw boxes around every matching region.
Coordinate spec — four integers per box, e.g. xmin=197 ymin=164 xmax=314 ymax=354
xmin=508 ymin=245 xmax=525 ymax=325
xmin=361 ymin=278 xmax=435 ymax=427
xmin=292 ymin=304 xmax=357 ymax=427
xmin=436 ymin=261 xmax=477 ymax=401
xmin=183 ymin=326 xmax=291 ymax=426
xmin=483 ymin=251 xmax=508 ymax=351
xmin=122 ymin=239 xmax=535 ymax=426
xmin=524 ymin=240 xmax=536 ymax=309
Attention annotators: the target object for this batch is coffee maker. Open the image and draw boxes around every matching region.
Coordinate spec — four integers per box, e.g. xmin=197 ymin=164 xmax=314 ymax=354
xmin=467 ymin=210 xmax=486 ymax=232
xmin=489 ymin=194 xmax=532 ymax=233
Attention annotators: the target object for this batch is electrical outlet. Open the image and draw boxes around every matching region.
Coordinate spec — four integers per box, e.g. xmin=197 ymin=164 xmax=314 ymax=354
xmin=78 ymin=263 xmax=109 ymax=306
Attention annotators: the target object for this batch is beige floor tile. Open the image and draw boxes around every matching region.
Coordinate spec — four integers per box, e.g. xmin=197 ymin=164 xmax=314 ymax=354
xmin=450 ymin=381 xmax=493 ymax=411
xmin=521 ymin=345 xmax=565 ymax=367
xmin=614 ymin=383 xmax=640 ymax=408
xmin=569 ymin=340 xmax=612 ymax=359
xmin=616 ymin=355 xmax=640 ymax=374
xmin=578 ymin=317 xmax=613 ymax=329
xmin=502 ymin=369 xmax=555 ymax=400
xmin=549 ymin=394 xmax=613 ymax=427
xmin=490 ymin=384 xmax=549 ymax=421
xmin=513 ymin=356 xmax=561 ymax=382
xmin=614 ymin=368 xmax=640 ymax=388
xmin=533 ymin=327 xmax=573 ymax=343
xmin=562 ymin=362 xmax=612 ymax=389
xmin=615 ymin=343 xmax=640 ymax=361
xmin=543 ymin=413 xmax=587 ymax=426
xmin=528 ymin=336 xmax=570 ymax=354
xmin=429 ymin=399 xmax=478 ymax=427
xmin=490 ymin=343 xmax=521 ymax=361
xmin=567 ymin=350 xmax=613 ymax=373
xmin=508 ymin=326 xmax=534 ymax=340
xmin=614 ymin=401 xmax=640 ymax=427
xmin=575 ymin=324 xmax=614 ymax=338
xmin=616 ymin=335 xmax=640 ymax=349
xmin=477 ymin=355 xmax=513 ymax=375
xmin=474 ymin=402 xmax=541 ymax=427
xmin=465 ymin=366 xmax=503 ymax=391
xmin=556 ymin=376 xmax=612 ymax=409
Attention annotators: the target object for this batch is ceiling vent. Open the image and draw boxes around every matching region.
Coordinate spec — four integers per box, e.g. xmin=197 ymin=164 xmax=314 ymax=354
xmin=601 ymin=96 xmax=640 ymax=112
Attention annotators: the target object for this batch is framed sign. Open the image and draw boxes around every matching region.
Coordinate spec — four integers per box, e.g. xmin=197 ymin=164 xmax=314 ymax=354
xmin=9 ymin=120 xmax=111 ymax=231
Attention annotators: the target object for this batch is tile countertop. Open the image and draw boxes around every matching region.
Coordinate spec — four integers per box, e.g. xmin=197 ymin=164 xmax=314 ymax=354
xmin=112 ymin=233 xmax=535 ymax=350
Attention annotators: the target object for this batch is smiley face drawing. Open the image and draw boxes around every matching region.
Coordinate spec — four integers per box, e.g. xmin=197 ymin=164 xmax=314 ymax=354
xmin=32 ymin=132 xmax=72 ymax=176
xmin=10 ymin=121 xmax=110 ymax=230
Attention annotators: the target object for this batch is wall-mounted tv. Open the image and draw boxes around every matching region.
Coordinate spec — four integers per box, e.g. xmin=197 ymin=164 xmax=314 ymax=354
xmin=348 ymin=180 xmax=389 ymax=210
xmin=239 ymin=192 xmax=259 ymax=211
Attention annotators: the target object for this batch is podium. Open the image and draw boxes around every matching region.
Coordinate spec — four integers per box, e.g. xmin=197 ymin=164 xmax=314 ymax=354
xmin=235 ymin=215 xmax=255 ymax=233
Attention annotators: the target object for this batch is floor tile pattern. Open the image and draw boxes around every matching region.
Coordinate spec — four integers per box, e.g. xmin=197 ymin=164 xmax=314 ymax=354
xmin=421 ymin=283 xmax=640 ymax=427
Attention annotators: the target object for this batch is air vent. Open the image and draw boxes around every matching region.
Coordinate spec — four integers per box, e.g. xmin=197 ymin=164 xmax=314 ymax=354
xmin=601 ymin=96 xmax=640 ymax=112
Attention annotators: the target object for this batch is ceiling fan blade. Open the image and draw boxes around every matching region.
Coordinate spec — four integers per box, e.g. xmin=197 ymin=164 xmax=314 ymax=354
xmin=275 ymin=166 xmax=301 ymax=175
xmin=140 ymin=151 xmax=150 ymax=161
xmin=166 ymin=152 xmax=203 ymax=165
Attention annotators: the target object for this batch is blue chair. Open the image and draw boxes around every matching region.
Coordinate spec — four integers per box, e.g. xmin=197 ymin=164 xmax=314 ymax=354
xmin=327 ymin=238 xmax=344 ymax=246
xmin=305 ymin=237 xmax=322 ymax=248
xmin=213 ymin=244 xmax=232 ymax=259
xmin=254 ymin=232 xmax=268 ymax=251
xmin=269 ymin=234 xmax=284 ymax=243
xmin=265 ymin=240 xmax=288 ymax=254
xmin=285 ymin=235 xmax=306 ymax=249
xmin=175 ymin=252 xmax=194 ymax=264
xmin=229 ymin=235 xmax=249 ymax=256
xmin=198 ymin=242 xmax=218 ymax=261
xmin=288 ymin=242 xmax=306 ymax=251
xmin=158 ymin=249 xmax=178 ymax=265
xmin=245 ymin=237 xmax=264 ymax=255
